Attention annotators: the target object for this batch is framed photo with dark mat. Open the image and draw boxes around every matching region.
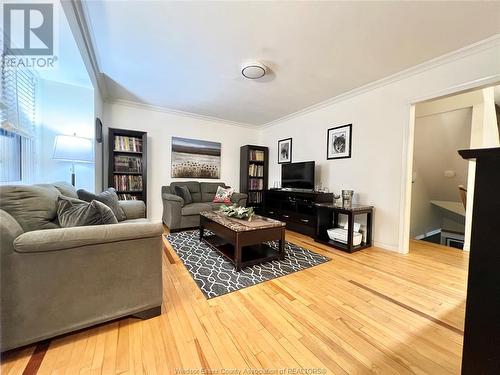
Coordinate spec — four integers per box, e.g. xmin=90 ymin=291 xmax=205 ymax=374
xmin=278 ymin=137 xmax=292 ymax=164
xmin=327 ymin=124 xmax=352 ymax=160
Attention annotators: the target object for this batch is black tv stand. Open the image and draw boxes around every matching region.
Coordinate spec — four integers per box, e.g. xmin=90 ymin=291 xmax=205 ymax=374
xmin=262 ymin=189 xmax=333 ymax=236
xmin=271 ymin=188 xmax=316 ymax=193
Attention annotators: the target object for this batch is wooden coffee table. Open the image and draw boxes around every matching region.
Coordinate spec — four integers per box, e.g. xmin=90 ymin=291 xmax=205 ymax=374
xmin=199 ymin=211 xmax=286 ymax=271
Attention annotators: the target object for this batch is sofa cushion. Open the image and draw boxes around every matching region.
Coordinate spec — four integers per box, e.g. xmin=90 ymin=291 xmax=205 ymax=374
xmin=201 ymin=182 xmax=226 ymax=202
xmin=174 ymin=185 xmax=193 ymax=205
xmin=52 ymin=181 xmax=78 ymax=198
xmin=171 ymin=182 xmax=201 ymax=203
xmin=181 ymin=202 xmax=212 ymax=216
xmin=118 ymin=200 xmax=146 ymax=220
xmin=57 ymin=196 xmax=118 ymax=228
xmin=0 ymin=185 xmax=61 ymax=232
xmin=77 ymin=188 xmax=126 ymax=221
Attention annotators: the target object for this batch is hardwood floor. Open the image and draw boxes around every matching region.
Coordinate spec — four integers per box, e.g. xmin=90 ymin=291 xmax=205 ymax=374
xmin=1 ymin=232 xmax=468 ymax=374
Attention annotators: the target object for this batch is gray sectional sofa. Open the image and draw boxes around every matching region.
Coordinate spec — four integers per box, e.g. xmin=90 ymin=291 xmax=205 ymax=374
xmin=161 ymin=181 xmax=247 ymax=231
xmin=0 ymin=182 xmax=163 ymax=351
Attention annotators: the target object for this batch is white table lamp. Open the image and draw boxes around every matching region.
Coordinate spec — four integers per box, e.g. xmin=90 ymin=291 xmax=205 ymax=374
xmin=53 ymin=134 xmax=94 ymax=186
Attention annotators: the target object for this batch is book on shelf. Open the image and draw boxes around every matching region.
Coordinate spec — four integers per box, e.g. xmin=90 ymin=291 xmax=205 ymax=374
xmin=248 ymin=191 xmax=263 ymax=204
xmin=118 ymin=193 xmax=139 ymax=200
xmin=249 ymin=149 xmax=265 ymax=161
xmin=113 ymin=175 xmax=143 ymax=191
xmin=114 ymin=155 xmax=143 ymax=173
xmin=114 ymin=135 xmax=143 ymax=152
xmin=248 ymin=164 xmax=264 ymax=177
xmin=249 ymin=178 xmax=263 ymax=190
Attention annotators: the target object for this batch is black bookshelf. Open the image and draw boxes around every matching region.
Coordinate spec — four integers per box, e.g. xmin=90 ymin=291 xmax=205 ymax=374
xmin=240 ymin=145 xmax=268 ymax=209
xmin=108 ymin=128 xmax=147 ymax=206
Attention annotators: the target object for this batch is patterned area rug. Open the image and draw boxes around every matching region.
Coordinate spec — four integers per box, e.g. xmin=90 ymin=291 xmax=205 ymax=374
xmin=165 ymin=230 xmax=330 ymax=299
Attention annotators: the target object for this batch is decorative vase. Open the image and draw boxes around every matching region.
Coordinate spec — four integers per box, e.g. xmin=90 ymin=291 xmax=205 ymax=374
xmin=332 ymin=193 xmax=341 ymax=206
xmin=342 ymin=190 xmax=354 ymax=209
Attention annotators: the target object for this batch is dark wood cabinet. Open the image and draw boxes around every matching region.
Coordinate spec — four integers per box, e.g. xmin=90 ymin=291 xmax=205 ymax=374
xmin=240 ymin=145 xmax=268 ymax=209
xmin=108 ymin=128 xmax=147 ymax=206
xmin=459 ymin=147 xmax=500 ymax=374
xmin=262 ymin=190 xmax=333 ymax=236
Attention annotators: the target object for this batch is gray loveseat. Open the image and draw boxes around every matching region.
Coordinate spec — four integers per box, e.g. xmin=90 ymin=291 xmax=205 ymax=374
xmin=0 ymin=182 xmax=164 ymax=351
xmin=162 ymin=181 xmax=247 ymax=231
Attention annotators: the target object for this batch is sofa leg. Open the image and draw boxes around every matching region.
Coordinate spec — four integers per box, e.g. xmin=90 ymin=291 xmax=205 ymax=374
xmin=131 ymin=306 xmax=161 ymax=320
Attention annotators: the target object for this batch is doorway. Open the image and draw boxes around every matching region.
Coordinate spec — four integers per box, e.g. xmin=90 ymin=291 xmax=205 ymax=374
xmin=410 ymin=107 xmax=471 ymax=249
xmin=406 ymin=85 xmax=500 ymax=252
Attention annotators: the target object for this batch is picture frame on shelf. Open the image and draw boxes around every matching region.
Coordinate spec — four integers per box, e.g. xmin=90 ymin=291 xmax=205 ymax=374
xmin=278 ymin=137 xmax=292 ymax=164
xmin=327 ymin=124 xmax=352 ymax=160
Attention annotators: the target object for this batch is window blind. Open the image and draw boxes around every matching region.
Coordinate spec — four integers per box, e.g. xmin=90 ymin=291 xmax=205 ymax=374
xmin=1 ymin=32 xmax=37 ymax=183
xmin=1 ymin=61 xmax=37 ymax=137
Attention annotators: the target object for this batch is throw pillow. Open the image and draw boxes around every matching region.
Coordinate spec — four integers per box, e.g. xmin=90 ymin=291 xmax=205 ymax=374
xmin=77 ymin=188 xmax=126 ymax=221
xmin=213 ymin=186 xmax=234 ymax=203
xmin=57 ymin=196 xmax=118 ymax=228
xmin=175 ymin=185 xmax=193 ymax=205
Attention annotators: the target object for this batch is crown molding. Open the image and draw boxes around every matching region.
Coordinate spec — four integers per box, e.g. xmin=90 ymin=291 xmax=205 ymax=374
xmin=260 ymin=33 xmax=500 ymax=129
xmin=108 ymin=99 xmax=257 ymax=129
xmin=62 ymin=0 xmax=108 ymax=99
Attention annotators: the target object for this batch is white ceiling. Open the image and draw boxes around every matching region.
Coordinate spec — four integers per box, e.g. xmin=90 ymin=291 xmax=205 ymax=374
xmin=38 ymin=0 xmax=92 ymax=88
xmin=84 ymin=1 xmax=500 ymax=126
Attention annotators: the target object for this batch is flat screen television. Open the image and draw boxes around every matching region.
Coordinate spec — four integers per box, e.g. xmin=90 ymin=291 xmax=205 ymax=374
xmin=282 ymin=161 xmax=315 ymax=190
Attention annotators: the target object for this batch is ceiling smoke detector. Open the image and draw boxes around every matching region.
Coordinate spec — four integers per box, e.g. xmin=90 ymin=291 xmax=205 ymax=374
xmin=241 ymin=61 xmax=267 ymax=79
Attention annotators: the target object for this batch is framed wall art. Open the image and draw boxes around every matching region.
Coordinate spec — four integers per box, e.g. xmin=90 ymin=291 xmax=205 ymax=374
xmin=327 ymin=124 xmax=352 ymax=160
xmin=171 ymin=137 xmax=221 ymax=178
xmin=278 ymin=137 xmax=292 ymax=164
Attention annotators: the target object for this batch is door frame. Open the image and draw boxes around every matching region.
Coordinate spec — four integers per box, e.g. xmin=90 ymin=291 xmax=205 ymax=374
xmin=398 ymin=74 xmax=500 ymax=254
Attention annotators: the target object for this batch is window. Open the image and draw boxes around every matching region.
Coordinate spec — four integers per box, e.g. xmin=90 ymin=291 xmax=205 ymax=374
xmin=0 ymin=129 xmax=21 ymax=182
xmin=0 ymin=56 xmax=37 ymax=184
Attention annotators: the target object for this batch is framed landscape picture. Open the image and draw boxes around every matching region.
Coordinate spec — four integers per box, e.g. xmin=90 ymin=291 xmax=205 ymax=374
xmin=327 ymin=124 xmax=352 ymax=160
xmin=278 ymin=138 xmax=292 ymax=164
xmin=171 ymin=137 xmax=221 ymax=178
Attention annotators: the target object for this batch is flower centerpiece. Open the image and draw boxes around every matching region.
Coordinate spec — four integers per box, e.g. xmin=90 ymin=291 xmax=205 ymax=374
xmin=219 ymin=204 xmax=255 ymax=221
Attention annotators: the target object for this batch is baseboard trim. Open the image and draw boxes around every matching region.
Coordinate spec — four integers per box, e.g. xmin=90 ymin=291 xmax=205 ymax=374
xmin=373 ymin=241 xmax=401 ymax=253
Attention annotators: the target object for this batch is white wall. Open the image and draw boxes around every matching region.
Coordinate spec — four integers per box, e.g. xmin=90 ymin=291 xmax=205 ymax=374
xmin=36 ymin=79 xmax=95 ymax=192
xmin=410 ymin=108 xmax=471 ymax=238
xmin=103 ymin=102 xmax=259 ymax=219
xmin=259 ymin=42 xmax=500 ymax=251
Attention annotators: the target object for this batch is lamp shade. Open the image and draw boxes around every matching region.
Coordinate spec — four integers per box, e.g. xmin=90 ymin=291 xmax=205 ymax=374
xmin=53 ymin=135 xmax=94 ymax=163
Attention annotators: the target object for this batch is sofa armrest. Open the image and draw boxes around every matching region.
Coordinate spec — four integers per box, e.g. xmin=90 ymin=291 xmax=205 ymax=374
xmin=161 ymin=193 xmax=183 ymax=230
xmin=13 ymin=221 xmax=163 ymax=253
xmin=119 ymin=200 xmax=146 ymax=219
xmin=231 ymin=192 xmax=247 ymax=207
xmin=0 ymin=209 xmax=24 ymax=255
xmin=162 ymin=193 xmax=183 ymax=204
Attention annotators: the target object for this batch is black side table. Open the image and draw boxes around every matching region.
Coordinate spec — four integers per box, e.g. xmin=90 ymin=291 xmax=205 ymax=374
xmin=315 ymin=203 xmax=374 ymax=253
